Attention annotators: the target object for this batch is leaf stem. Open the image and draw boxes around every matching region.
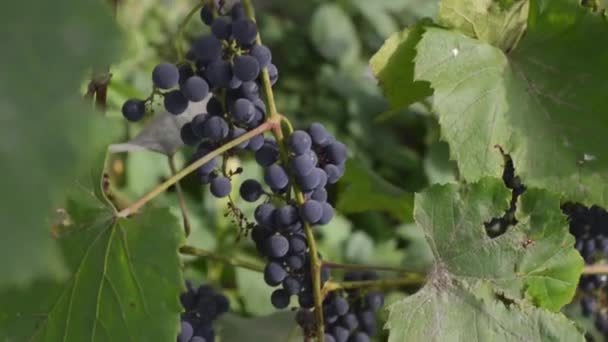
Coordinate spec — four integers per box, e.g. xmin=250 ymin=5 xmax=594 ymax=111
xmin=243 ymin=1 xmax=324 ymax=340
xmin=116 ymin=120 xmax=277 ymax=218
xmin=180 ymin=245 xmax=264 ymax=273
xmin=322 ymin=261 xmax=422 ymax=274
xmin=168 ymin=156 xmax=192 ymax=237
xmin=583 ymin=264 xmax=608 ymax=274
xmin=176 ymin=2 xmax=205 ymax=61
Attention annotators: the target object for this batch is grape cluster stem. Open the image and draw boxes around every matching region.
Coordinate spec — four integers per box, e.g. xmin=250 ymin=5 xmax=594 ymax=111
xmin=168 ymin=155 xmax=193 ymax=237
xmin=180 ymin=245 xmax=265 ymax=272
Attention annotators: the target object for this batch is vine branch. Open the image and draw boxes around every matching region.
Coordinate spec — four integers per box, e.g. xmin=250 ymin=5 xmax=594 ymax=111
xmin=116 ymin=120 xmax=277 ymax=218
xmin=323 ymin=275 xmax=425 ymax=293
xmin=243 ymin=1 xmax=325 ymax=340
xmin=176 ymin=1 xmax=205 ymax=61
xmin=583 ymin=264 xmax=608 ymax=274
xmin=322 ymin=261 xmax=423 ymax=274
xmin=180 ymin=245 xmax=265 ymax=273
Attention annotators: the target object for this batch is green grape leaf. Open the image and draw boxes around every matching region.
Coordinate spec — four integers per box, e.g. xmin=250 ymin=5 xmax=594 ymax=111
xmin=0 ymin=1 xmax=122 ymax=288
xmin=310 ymin=4 xmax=360 ymax=64
xmin=386 ymin=179 xmax=584 ymax=341
xmin=235 ymin=267 xmax=276 ymax=316
xmin=337 ymin=159 xmax=414 ymax=221
xmin=414 ymin=1 xmax=608 ymax=207
xmin=438 ymin=0 xmax=529 ymax=50
xmin=0 ymin=193 xmax=185 ymax=341
xmin=370 ymin=23 xmax=433 ymax=111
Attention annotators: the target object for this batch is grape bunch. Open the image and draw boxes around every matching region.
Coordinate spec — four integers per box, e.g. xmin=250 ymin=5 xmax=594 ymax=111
xmin=178 ymin=281 xmax=230 ymax=342
xmin=237 ymin=124 xmax=346 ymax=313
xmin=296 ymin=271 xmax=384 ymax=342
xmin=562 ymin=203 xmax=608 ymax=338
xmin=121 ymin=2 xmax=278 ymax=198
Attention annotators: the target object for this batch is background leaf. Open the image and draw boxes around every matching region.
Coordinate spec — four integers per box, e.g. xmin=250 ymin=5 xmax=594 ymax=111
xmin=218 ymin=312 xmax=300 ymax=342
xmin=0 ymin=0 xmax=122 ymax=289
xmin=310 ymin=4 xmax=360 ymax=64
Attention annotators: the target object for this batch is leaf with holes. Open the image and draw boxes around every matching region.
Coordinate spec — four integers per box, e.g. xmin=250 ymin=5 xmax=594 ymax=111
xmin=414 ymin=0 xmax=608 ymax=207
xmin=0 ymin=191 xmax=185 ymax=341
xmin=386 ymin=178 xmax=584 ymax=340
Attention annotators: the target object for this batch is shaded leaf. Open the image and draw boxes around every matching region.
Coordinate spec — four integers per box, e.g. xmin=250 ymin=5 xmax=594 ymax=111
xmin=218 ymin=312 xmax=300 ymax=342
xmin=337 ymin=159 xmax=413 ymax=221
xmin=0 ymin=0 xmax=122 ymax=288
xmin=310 ymin=4 xmax=360 ymax=64
xmin=0 ymin=190 xmax=185 ymax=341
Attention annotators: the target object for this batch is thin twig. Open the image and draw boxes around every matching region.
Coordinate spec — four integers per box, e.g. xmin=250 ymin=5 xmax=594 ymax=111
xmin=323 ymin=276 xmax=425 ymax=293
xmin=116 ymin=120 xmax=277 ymax=218
xmin=168 ymin=156 xmax=192 ymax=237
xmin=180 ymin=245 xmax=265 ymax=273
xmin=322 ymin=261 xmax=422 ymax=274
xmin=175 ymin=2 xmax=205 ymax=61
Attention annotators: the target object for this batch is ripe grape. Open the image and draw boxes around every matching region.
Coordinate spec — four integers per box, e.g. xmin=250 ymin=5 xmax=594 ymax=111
xmin=178 ymin=322 xmax=193 ymax=342
xmin=288 ymin=235 xmax=307 ymax=254
xmin=327 ymin=142 xmax=348 ymax=165
xmin=282 ymin=276 xmax=302 ymax=295
xmin=211 ymin=16 xmax=232 ymax=40
xmin=301 ymin=200 xmax=323 ymax=224
xmin=311 ymin=188 xmax=328 ymax=202
xmin=246 ymin=134 xmax=265 ymax=151
xmin=232 ymin=18 xmax=257 ymax=46
xmin=250 ymin=44 xmax=272 ymax=68
xmin=231 ymin=3 xmax=246 ymax=20
xmin=181 ymin=76 xmax=209 ymax=102
xmin=229 ymin=127 xmax=249 ymax=149
xmin=264 ymin=164 xmax=289 ymax=190
xmin=264 ymin=235 xmax=289 ymax=258
xmin=205 ymin=60 xmax=233 ymax=88
xmin=318 ymin=203 xmax=334 ymax=225
xmin=234 ymin=55 xmax=260 ymax=82
xmin=254 ymin=203 xmax=276 ymax=226
xmin=231 ymin=98 xmax=255 ymax=123
xmin=239 ymin=179 xmax=263 ymax=202
xmin=255 ymin=140 xmax=279 ymax=166
xmin=268 ymin=64 xmax=279 ymax=85
xmin=210 ymin=176 xmax=231 ymax=198
xmin=264 ymin=261 xmax=287 ymax=286
xmin=193 ymin=35 xmax=222 ymax=64
xmin=276 ymin=205 xmax=299 ymax=226
xmin=181 ymin=123 xmax=200 ymax=146
xmin=288 ymin=130 xmax=312 ymax=155
xmin=291 ymin=154 xmax=315 ymax=177
xmin=203 ymin=116 xmax=229 ymax=141
xmin=308 ymin=122 xmax=331 ymax=146
xmin=164 ymin=90 xmax=189 ymax=115
xmin=200 ymin=5 xmax=214 ymax=25
xmin=206 ymin=97 xmax=224 ymax=116
xmin=271 ymin=289 xmax=290 ymax=309
xmin=121 ymin=99 xmax=146 ymax=122
xmin=152 ymin=62 xmax=179 ymax=89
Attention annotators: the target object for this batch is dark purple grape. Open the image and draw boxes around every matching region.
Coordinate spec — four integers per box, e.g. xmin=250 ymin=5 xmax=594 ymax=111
xmin=297 ymin=169 xmax=322 ymax=192
xmin=276 ymin=205 xmax=299 ymax=226
xmin=288 ymin=130 xmax=312 ymax=155
xmin=287 ymin=255 xmax=304 ymax=270
xmin=327 ymin=142 xmax=348 ymax=165
xmin=179 ymin=64 xmax=195 ymax=84
xmin=264 ymin=262 xmax=287 ymax=286
xmin=308 ymin=122 xmax=331 ymax=146
xmin=122 ymin=99 xmax=146 ymax=122
xmin=233 ymin=55 xmax=260 ymax=82
xmin=231 ymin=98 xmax=255 ymax=123
xmin=350 ymin=332 xmax=370 ymax=342
xmin=365 ymin=292 xmax=384 ymax=311
xmin=231 ymin=3 xmax=246 ymax=20
xmin=232 ymin=18 xmax=257 ymax=46
xmin=264 ymin=164 xmax=289 ymax=190
xmin=210 ymin=176 xmax=231 ymax=198
xmin=301 ymin=200 xmax=323 ymax=224
xmin=203 ymin=116 xmax=229 ymax=141
xmin=324 ymin=164 xmax=342 ymax=184
xmin=288 ymin=235 xmax=307 ymax=254
xmin=205 ymin=60 xmax=233 ymax=88
xmin=264 ymin=235 xmax=290 ymax=258
xmin=181 ymin=123 xmax=200 ymax=146
xmin=255 ymin=203 xmax=276 ymax=226
xmin=229 ymin=75 xmax=243 ymax=89
xmin=152 ymin=62 xmax=179 ymax=89
xmin=243 ymin=135 xmax=263 ymax=152
xmin=239 ymin=81 xmax=259 ymax=100
xmin=324 ymin=334 xmax=336 ymax=342
xmin=332 ymin=326 xmax=349 ymax=342
xmin=178 ymin=321 xmax=194 ymax=342
xmin=211 ymin=16 xmax=232 ymax=40
xmin=334 ymin=296 xmax=349 ymax=316
xmin=200 ymin=5 xmax=214 ymax=25
xmin=358 ymin=311 xmax=376 ymax=335
xmin=311 ymin=188 xmax=328 ymax=202
xmin=230 ymin=127 xmax=249 ymax=149
xmin=298 ymin=292 xmax=314 ymax=309
xmin=193 ymin=35 xmax=222 ymax=64
xmin=271 ymin=289 xmax=290 ymax=309
xmin=191 ymin=114 xmax=208 ymax=138
xmin=340 ymin=313 xmax=359 ymax=331
xmin=318 ymin=203 xmax=334 ymax=225
xmin=282 ymin=276 xmax=301 ymax=295
xmin=251 ymin=225 xmax=272 ymax=243
xmin=164 ymin=90 xmax=189 ymax=115
xmin=268 ymin=64 xmax=279 ymax=85
xmin=181 ymin=76 xmax=209 ymax=102
xmin=250 ymin=44 xmax=272 ymax=68
xmin=581 ymin=295 xmax=597 ymax=316
xmin=255 ymin=140 xmax=279 ymax=167
xmin=291 ymin=154 xmax=315 ymax=177
xmin=240 ymin=179 xmax=263 ymax=202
